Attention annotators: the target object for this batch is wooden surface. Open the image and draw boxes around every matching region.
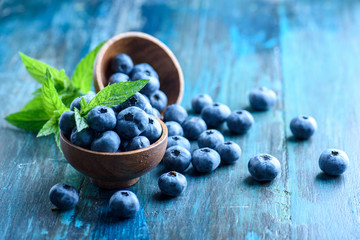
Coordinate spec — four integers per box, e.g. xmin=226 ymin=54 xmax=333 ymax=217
xmin=1 ymin=0 xmax=360 ymax=239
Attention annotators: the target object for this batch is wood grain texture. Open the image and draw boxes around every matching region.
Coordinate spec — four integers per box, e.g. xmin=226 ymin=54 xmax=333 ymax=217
xmin=1 ymin=0 xmax=360 ymax=239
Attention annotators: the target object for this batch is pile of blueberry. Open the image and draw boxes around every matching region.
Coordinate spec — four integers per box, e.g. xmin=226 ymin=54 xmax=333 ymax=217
xmin=59 ymin=53 xmax=169 ymax=153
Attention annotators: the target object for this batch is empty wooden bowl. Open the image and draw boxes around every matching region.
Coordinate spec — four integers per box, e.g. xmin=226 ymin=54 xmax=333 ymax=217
xmin=93 ymin=31 xmax=184 ymax=105
xmin=60 ymin=119 xmax=168 ymax=189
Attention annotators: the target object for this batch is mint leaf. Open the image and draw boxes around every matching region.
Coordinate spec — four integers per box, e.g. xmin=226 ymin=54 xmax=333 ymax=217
xmin=74 ymin=108 xmax=89 ymax=132
xmin=37 ymin=115 xmax=58 ymax=137
xmin=80 ymin=97 xmax=88 ymax=110
xmin=5 ymin=110 xmax=51 ymax=131
xmin=32 ymin=88 xmax=42 ymax=96
xmin=59 ymin=87 xmax=82 ymax=107
xmin=71 ymin=41 xmax=105 ymax=94
xmin=81 ymin=80 xmax=149 ymax=115
xmin=42 ymin=68 xmax=68 ymax=116
xmin=19 ymin=52 xmax=70 ymax=91
xmin=21 ymin=95 xmax=45 ymax=111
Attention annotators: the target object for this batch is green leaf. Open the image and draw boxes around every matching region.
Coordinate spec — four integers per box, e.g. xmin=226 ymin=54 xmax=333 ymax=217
xmin=54 ymin=126 xmax=62 ymax=153
xmin=74 ymin=108 xmax=89 ymax=132
xmin=42 ymin=68 xmax=68 ymax=116
xmin=19 ymin=52 xmax=70 ymax=90
xmin=5 ymin=110 xmax=51 ymax=131
xmin=32 ymin=88 xmax=42 ymax=96
xmin=80 ymin=97 xmax=88 ymax=110
xmin=20 ymin=95 xmax=45 ymax=111
xmin=81 ymin=80 xmax=149 ymax=115
xmin=71 ymin=41 xmax=105 ymax=93
xmin=37 ymin=115 xmax=58 ymax=137
xmin=59 ymin=87 xmax=82 ymax=107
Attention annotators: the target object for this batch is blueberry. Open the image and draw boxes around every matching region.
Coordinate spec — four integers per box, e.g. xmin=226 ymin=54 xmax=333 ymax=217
xmin=150 ymin=108 xmax=162 ymax=119
xmin=249 ymin=87 xmax=276 ymax=111
xmin=167 ymin=135 xmax=191 ymax=151
xmin=181 ymin=117 xmax=207 ymax=141
xmin=141 ymin=115 xmax=162 ymax=143
xmin=149 ymin=90 xmax=168 ymax=112
xmin=109 ymin=73 xmax=129 ymax=85
xmin=116 ymin=107 xmax=149 ymax=139
xmin=49 ymin=183 xmax=79 ymax=210
xmin=192 ymin=148 xmax=221 ymax=173
xmin=126 ymin=136 xmax=150 ymax=151
xmin=119 ymin=139 xmax=129 ymax=151
xmin=192 ymin=94 xmax=213 ymax=114
xmin=198 ymin=129 xmax=224 ymax=149
xmin=319 ymin=149 xmax=349 ymax=175
xmin=248 ymin=154 xmax=281 ymax=181
xmin=130 ymin=63 xmax=159 ymax=79
xmin=70 ymin=94 xmax=95 ymax=111
xmin=165 ymin=121 xmax=184 ymax=136
xmin=109 ymin=190 xmax=140 ymax=218
xmin=226 ymin=110 xmax=254 ymax=134
xmin=164 ymin=104 xmax=188 ymax=124
xmin=111 ymin=53 xmax=133 ymax=74
xmin=113 ymin=92 xmax=150 ymax=113
xmin=132 ymin=72 xmax=160 ymax=96
xmin=290 ymin=115 xmax=317 ymax=140
xmin=201 ymin=103 xmax=231 ymax=128
xmin=59 ymin=111 xmax=75 ymax=138
xmin=70 ymin=127 xmax=95 ymax=148
xmin=87 ymin=106 xmax=117 ymax=132
xmin=163 ymin=146 xmax=191 ymax=172
xmin=216 ymin=141 xmax=242 ymax=164
xmin=158 ymin=171 xmax=187 ymax=197
xmin=90 ymin=131 xmax=120 ymax=153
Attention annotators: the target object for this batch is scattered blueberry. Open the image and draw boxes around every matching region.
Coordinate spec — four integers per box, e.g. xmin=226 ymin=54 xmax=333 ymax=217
xmin=70 ymin=94 xmax=95 ymax=111
xmin=201 ymin=103 xmax=231 ymax=128
xmin=130 ymin=63 xmax=159 ymax=79
xmin=248 ymin=154 xmax=281 ymax=182
xmin=163 ymin=146 xmax=191 ymax=172
xmin=109 ymin=73 xmax=130 ymax=85
xmin=182 ymin=117 xmax=207 ymax=140
xmin=87 ymin=105 xmax=117 ymax=132
xmin=192 ymin=94 xmax=213 ymax=114
xmin=141 ymin=115 xmax=162 ymax=143
xmin=90 ymin=131 xmax=121 ymax=153
xmin=216 ymin=141 xmax=242 ymax=164
xmin=165 ymin=121 xmax=184 ymax=136
xmin=116 ymin=107 xmax=149 ymax=140
xmin=290 ymin=115 xmax=317 ymax=140
xmin=198 ymin=129 xmax=224 ymax=149
xmin=164 ymin=104 xmax=188 ymax=124
xmin=167 ymin=135 xmax=191 ymax=151
xmin=59 ymin=111 xmax=75 ymax=137
xmin=126 ymin=136 xmax=150 ymax=151
xmin=192 ymin=148 xmax=221 ymax=173
xmin=149 ymin=90 xmax=168 ymax=112
xmin=158 ymin=171 xmax=187 ymax=197
xmin=49 ymin=183 xmax=79 ymax=210
xmin=111 ymin=53 xmax=133 ymax=74
xmin=226 ymin=110 xmax=254 ymax=134
xmin=109 ymin=190 xmax=140 ymax=218
xmin=249 ymin=87 xmax=276 ymax=111
xmin=319 ymin=149 xmax=349 ymax=176
xmin=70 ymin=127 xmax=95 ymax=148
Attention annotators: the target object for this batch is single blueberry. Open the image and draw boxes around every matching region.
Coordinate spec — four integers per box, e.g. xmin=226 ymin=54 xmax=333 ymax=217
xmin=111 ymin=53 xmax=133 ymax=74
xmin=113 ymin=93 xmax=150 ymax=113
xmin=59 ymin=111 xmax=75 ymax=138
xmin=126 ymin=136 xmax=150 ymax=151
xmin=141 ymin=115 xmax=162 ymax=143
xmin=165 ymin=121 xmax=184 ymax=136
xmin=158 ymin=171 xmax=187 ymax=197
xmin=70 ymin=94 xmax=95 ymax=111
xmin=49 ymin=183 xmax=79 ymax=210
xmin=192 ymin=148 xmax=221 ymax=173
xmin=248 ymin=154 xmax=281 ymax=181
xmin=87 ymin=105 xmax=117 ymax=132
xmin=149 ymin=90 xmax=168 ymax=112
xmin=132 ymin=72 xmax=160 ymax=96
xmin=90 ymin=131 xmax=121 ymax=153
xmin=167 ymin=135 xmax=191 ymax=151
xmin=182 ymin=117 xmax=207 ymax=140
xmin=226 ymin=110 xmax=254 ymax=134
xmin=249 ymin=87 xmax=276 ymax=111
xmin=198 ymin=129 xmax=224 ymax=149
xmin=216 ymin=141 xmax=242 ymax=164
xmin=129 ymin=63 xmax=159 ymax=79
xmin=290 ymin=115 xmax=317 ymax=140
xmin=70 ymin=127 xmax=95 ymax=149
xmin=319 ymin=149 xmax=349 ymax=175
xmin=163 ymin=104 xmax=188 ymax=124
xmin=116 ymin=107 xmax=149 ymax=140
xmin=201 ymin=103 xmax=231 ymax=128
xmin=163 ymin=146 xmax=191 ymax=172
xmin=192 ymin=94 xmax=213 ymax=114
xmin=109 ymin=190 xmax=140 ymax=218
xmin=109 ymin=73 xmax=129 ymax=85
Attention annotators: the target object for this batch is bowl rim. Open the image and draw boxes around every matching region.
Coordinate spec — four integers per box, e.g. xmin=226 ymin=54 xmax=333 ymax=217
xmin=93 ymin=31 xmax=184 ymax=104
xmin=60 ymin=117 xmax=168 ymax=156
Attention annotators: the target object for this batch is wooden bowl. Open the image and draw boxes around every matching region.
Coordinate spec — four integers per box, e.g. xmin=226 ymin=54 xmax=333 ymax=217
xmin=93 ymin=32 xmax=184 ymax=105
xmin=60 ymin=119 xmax=168 ymax=189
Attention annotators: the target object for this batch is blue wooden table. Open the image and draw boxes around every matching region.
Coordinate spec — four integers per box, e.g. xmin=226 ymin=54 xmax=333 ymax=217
xmin=1 ymin=0 xmax=360 ymax=239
